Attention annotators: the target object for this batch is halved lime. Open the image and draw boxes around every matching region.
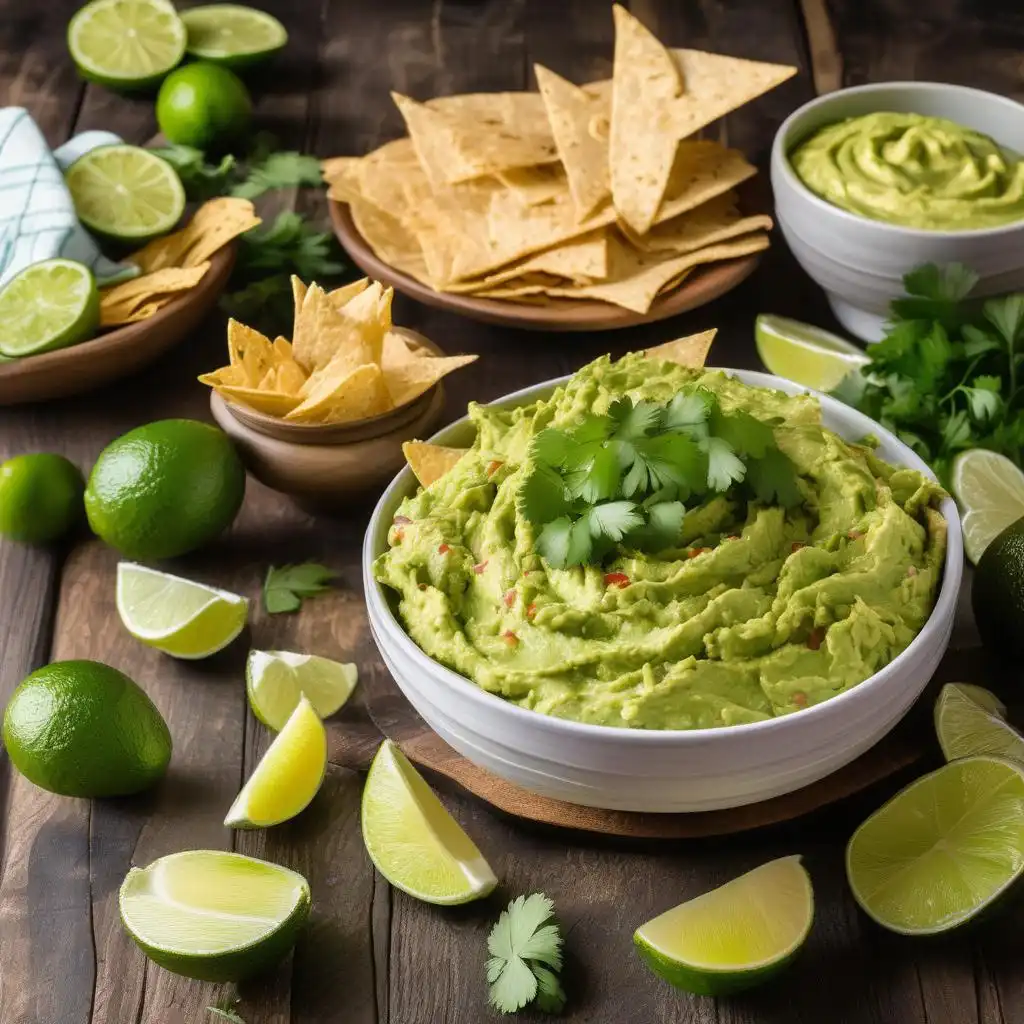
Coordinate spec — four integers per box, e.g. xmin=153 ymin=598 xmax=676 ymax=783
xmin=846 ymin=756 xmax=1024 ymax=935
xmin=361 ymin=739 xmax=497 ymax=905
xmin=116 ymin=562 xmax=248 ymax=659
xmin=0 ymin=260 xmax=99 ymax=358
xmin=66 ymin=144 xmax=186 ymax=245
xmin=119 ymin=850 xmax=310 ymax=982
xmin=935 ymin=682 xmax=1024 ymax=765
xmin=951 ymin=449 xmax=1024 ymax=565
xmin=247 ymin=650 xmax=357 ymax=731
xmin=181 ymin=5 xmax=288 ymax=67
xmin=755 ymin=314 xmax=870 ymax=391
xmin=225 ymin=696 xmax=326 ymax=828
xmin=68 ymin=0 xmax=186 ymax=91
xmin=633 ymin=855 xmax=813 ymax=996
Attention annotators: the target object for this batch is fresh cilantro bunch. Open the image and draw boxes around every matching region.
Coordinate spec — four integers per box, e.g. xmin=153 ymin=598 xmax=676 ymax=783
xmin=518 ymin=390 xmax=800 ymax=569
xmin=831 ymin=263 xmax=1024 ymax=482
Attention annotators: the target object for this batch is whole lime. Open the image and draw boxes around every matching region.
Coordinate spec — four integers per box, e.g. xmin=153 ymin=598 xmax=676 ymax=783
xmin=0 ymin=453 xmax=84 ymax=544
xmin=972 ymin=515 xmax=1024 ymax=659
xmin=3 ymin=660 xmax=172 ymax=797
xmin=156 ymin=61 xmax=252 ymax=149
xmin=85 ymin=419 xmax=245 ymax=560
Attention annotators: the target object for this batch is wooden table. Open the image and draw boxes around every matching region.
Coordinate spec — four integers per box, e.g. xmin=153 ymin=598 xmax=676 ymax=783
xmin=2 ymin=2 xmax=1023 ymax=1022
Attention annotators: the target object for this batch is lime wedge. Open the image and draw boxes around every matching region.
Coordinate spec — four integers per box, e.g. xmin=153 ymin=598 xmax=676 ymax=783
xmin=182 ymin=4 xmax=288 ymax=67
xmin=65 ymin=144 xmax=186 ymax=245
xmin=67 ymin=0 xmax=186 ymax=91
xmin=247 ymin=650 xmax=357 ymax=731
xmin=225 ymin=696 xmax=326 ymax=828
xmin=755 ymin=314 xmax=870 ymax=391
xmin=935 ymin=682 xmax=1024 ymax=765
xmin=116 ymin=562 xmax=248 ymax=659
xmin=846 ymin=756 xmax=1024 ymax=935
xmin=361 ymin=739 xmax=497 ymax=905
xmin=0 ymin=259 xmax=99 ymax=359
xmin=951 ymin=449 xmax=1024 ymax=565
xmin=633 ymin=855 xmax=813 ymax=996
xmin=119 ymin=849 xmax=310 ymax=982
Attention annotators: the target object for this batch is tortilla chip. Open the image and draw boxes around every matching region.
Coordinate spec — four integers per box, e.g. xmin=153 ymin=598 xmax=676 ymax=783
xmin=350 ymin=200 xmax=434 ymax=286
xmin=292 ymin=283 xmax=378 ymax=375
xmin=384 ymin=353 xmax=479 ymax=408
xmin=645 ymin=329 xmax=718 ymax=368
xmin=496 ymin=163 xmax=567 ymax=207
xmin=290 ymin=275 xmax=308 ymax=313
xmin=269 ymin=339 xmax=308 ymax=394
xmin=654 ymin=142 xmax=758 ymax=226
xmin=99 ymin=264 xmax=210 ymax=326
xmin=403 ymin=441 xmax=468 ymax=486
xmin=627 ymin=193 xmax=773 ymax=253
xmin=227 ymin=319 xmax=277 ymax=386
xmin=198 ymin=365 xmax=246 ymax=388
xmin=327 ymin=277 xmax=370 ymax=308
xmin=337 ymin=281 xmax=392 ymax=364
xmin=213 ymin=385 xmax=303 ymax=417
xmin=285 ymin=363 xmax=391 ymax=424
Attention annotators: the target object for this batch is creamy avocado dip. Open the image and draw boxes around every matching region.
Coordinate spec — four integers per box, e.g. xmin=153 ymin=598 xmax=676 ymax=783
xmin=375 ymin=353 xmax=947 ymax=731
xmin=790 ymin=112 xmax=1024 ymax=230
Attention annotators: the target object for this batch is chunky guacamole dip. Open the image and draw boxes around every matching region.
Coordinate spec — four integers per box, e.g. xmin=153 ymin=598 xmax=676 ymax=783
xmin=375 ymin=353 xmax=947 ymax=731
xmin=790 ymin=112 xmax=1024 ymax=230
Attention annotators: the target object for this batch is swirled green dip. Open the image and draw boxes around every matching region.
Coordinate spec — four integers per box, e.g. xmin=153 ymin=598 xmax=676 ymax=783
xmin=790 ymin=112 xmax=1024 ymax=230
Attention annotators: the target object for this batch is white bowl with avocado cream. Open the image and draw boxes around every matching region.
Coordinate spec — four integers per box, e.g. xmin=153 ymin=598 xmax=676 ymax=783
xmin=771 ymin=82 xmax=1024 ymax=342
xmin=363 ymin=370 xmax=962 ymax=814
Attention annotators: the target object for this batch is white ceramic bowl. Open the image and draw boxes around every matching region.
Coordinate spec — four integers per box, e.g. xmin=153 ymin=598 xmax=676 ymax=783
xmin=771 ymin=82 xmax=1024 ymax=342
xmin=363 ymin=370 xmax=962 ymax=813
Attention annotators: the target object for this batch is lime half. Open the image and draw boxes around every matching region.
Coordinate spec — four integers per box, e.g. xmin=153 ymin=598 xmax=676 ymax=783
xmin=0 ymin=259 xmax=99 ymax=359
xmin=951 ymin=449 xmax=1024 ymax=565
xmin=68 ymin=0 xmax=186 ymax=91
xmin=362 ymin=740 xmax=497 ymax=905
xmin=847 ymin=756 xmax=1024 ymax=935
xmin=755 ymin=314 xmax=870 ymax=391
xmin=119 ymin=850 xmax=310 ymax=982
xmin=116 ymin=562 xmax=248 ymax=659
xmin=247 ymin=650 xmax=357 ymax=731
xmin=935 ymin=682 xmax=1024 ymax=766
xmin=66 ymin=144 xmax=186 ymax=244
xmin=634 ymin=855 xmax=813 ymax=996
xmin=182 ymin=4 xmax=288 ymax=67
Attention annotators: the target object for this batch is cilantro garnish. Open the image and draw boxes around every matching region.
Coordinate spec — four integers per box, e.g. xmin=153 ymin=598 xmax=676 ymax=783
xmin=263 ymin=563 xmax=336 ymax=614
xmin=486 ymin=893 xmax=566 ymax=1015
xmin=518 ymin=388 xmax=800 ymax=569
xmin=206 ymin=1000 xmax=246 ymax=1023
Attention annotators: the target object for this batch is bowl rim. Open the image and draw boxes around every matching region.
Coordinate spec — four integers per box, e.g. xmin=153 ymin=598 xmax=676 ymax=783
xmin=363 ymin=367 xmax=963 ymax=745
xmin=771 ymin=80 xmax=1024 ymax=241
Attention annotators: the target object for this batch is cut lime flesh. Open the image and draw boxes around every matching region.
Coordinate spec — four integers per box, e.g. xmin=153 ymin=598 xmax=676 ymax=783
xmin=247 ymin=650 xmax=357 ymax=731
xmin=361 ymin=740 xmax=497 ymax=905
xmin=119 ymin=849 xmax=310 ymax=982
xmin=182 ymin=4 xmax=287 ymax=65
xmin=0 ymin=259 xmax=99 ymax=358
xmin=951 ymin=449 xmax=1024 ymax=565
xmin=846 ymin=756 xmax=1024 ymax=935
xmin=755 ymin=314 xmax=869 ymax=392
xmin=935 ymin=682 xmax=1024 ymax=765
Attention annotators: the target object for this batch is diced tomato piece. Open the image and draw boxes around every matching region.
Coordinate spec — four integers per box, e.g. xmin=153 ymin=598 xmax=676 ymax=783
xmin=807 ymin=627 xmax=825 ymax=651
xmin=503 ymin=589 xmax=517 ymax=608
xmin=437 ymin=543 xmax=450 ymax=554
xmin=393 ymin=515 xmax=412 ymax=525
xmin=792 ymin=691 xmax=808 ymax=708
xmin=393 ymin=528 xmax=404 ymax=543
xmin=418 ymin=583 xmax=427 ymax=591
xmin=726 ymin=535 xmax=740 ymax=541
xmin=687 ymin=547 xmax=711 ymax=559
xmin=791 ymin=541 xmax=805 ymax=553
xmin=487 ymin=460 xmax=504 ymax=476
xmin=502 ymin=630 xmax=519 ymax=646
xmin=473 ymin=560 xmax=488 ymax=574
xmin=603 ymin=572 xmax=630 ymax=589
xmin=907 ymin=565 xmax=918 ymax=577
xmin=848 ymin=529 xmax=864 ymax=541
xmin=526 ymin=603 xmax=537 ymax=620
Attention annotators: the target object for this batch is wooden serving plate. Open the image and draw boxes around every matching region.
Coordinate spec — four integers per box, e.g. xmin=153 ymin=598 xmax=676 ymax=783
xmin=0 ymin=244 xmax=235 ymax=405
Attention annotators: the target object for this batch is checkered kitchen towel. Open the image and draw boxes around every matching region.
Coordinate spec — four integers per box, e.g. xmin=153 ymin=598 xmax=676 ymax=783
xmin=0 ymin=107 xmax=139 ymax=287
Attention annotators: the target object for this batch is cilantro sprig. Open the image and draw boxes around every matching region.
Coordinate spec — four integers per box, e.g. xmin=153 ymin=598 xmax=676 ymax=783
xmin=263 ymin=563 xmax=336 ymax=614
xmin=518 ymin=390 xmax=799 ymax=569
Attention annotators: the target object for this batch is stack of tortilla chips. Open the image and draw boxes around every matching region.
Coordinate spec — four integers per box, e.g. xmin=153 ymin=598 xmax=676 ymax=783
xmin=322 ymin=4 xmax=795 ymax=315
xmin=198 ymin=275 xmax=477 ymax=424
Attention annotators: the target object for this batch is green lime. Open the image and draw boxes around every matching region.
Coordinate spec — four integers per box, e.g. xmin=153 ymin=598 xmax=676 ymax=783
xmin=0 ymin=453 xmax=84 ymax=544
xmin=972 ymin=515 xmax=1024 ymax=661
xmin=846 ymin=756 xmax=1024 ymax=935
xmin=156 ymin=61 xmax=252 ymax=150
xmin=85 ymin=419 xmax=245 ymax=560
xmin=247 ymin=650 xmax=358 ymax=731
xmin=116 ymin=562 xmax=248 ymax=659
xmin=952 ymin=448 xmax=1024 ymax=565
xmin=181 ymin=5 xmax=287 ymax=67
xmin=755 ymin=314 xmax=870 ymax=392
xmin=67 ymin=0 xmax=186 ymax=91
xmin=119 ymin=850 xmax=310 ymax=982
xmin=361 ymin=740 xmax=497 ymax=905
xmin=633 ymin=855 xmax=813 ymax=996
xmin=2 ymin=659 xmax=171 ymax=797
xmin=0 ymin=259 xmax=100 ymax=358
xmin=65 ymin=145 xmax=186 ymax=245
xmin=935 ymin=683 xmax=1024 ymax=765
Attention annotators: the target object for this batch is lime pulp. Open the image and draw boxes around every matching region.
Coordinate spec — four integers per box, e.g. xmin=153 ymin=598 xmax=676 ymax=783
xmin=182 ymin=4 xmax=288 ymax=67
xmin=247 ymin=650 xmax=358 ymax=731
xmin=951 ymin=448 xmax=1024 ymax=565
xmin=755 ymin=313 xmax=869 ymax=392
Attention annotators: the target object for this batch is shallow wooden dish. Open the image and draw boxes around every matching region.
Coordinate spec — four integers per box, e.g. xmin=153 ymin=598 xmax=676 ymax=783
xmin=0 ymin=245 xmax=235 ymax=406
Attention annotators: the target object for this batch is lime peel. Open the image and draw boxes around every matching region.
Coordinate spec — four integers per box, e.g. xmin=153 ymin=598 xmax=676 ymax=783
xmin=951 ymin=448 xmax=1024 ymax=565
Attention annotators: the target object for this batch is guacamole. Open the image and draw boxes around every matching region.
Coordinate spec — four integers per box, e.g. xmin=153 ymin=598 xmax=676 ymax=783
xmin=790 ymin=112 xmax=1024 ymax=230
xmin=375 ymin=354 xmax=947 ymax=731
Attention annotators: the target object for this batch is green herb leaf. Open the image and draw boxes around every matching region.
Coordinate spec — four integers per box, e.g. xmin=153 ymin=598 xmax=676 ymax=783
xmin=586 ymin=501 xmax=643 ymax=541
xmin=632 ymin=499 xmax=685 ymax=552
xmin=152 ymin=144 xmax=237 ymax=201
xmin=519 ymin=463 xmax=571 ymax=525
xmin=746 ymin=448 xmax=801 ymax=507
xmin=536 ymin=517 xmax=574 ymax=569
xmin=486 ymin=894 xmax=565 ymax=1015
xmin=705 ymin=436 xmax=746 ymax=491
xmin=984 ymin=294 xmax=1024 ymax=348
xmin=230 ymin=150 xmax=324 ymax=200
xmin=207 ymin=1002 xmax=246 ymax=1023
xmin=263 ymin=563 xmax=336 ymax=614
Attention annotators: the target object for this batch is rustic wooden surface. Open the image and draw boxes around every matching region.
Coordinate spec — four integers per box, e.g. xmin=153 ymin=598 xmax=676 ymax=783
xmin=1 ymin=2 xmax=1023 ymax=1023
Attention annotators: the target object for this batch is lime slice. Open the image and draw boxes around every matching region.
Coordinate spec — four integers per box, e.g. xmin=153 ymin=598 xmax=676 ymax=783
xmin=0 ymin=259 xmax=99 ymax=359
xmin=755 ymin=314 xmax=870 ymax=391
xmin=361 ymin=739 xmax=497 ymax=905
xmin=935 ymin=682 xmax=1024 ymax=765
xmin=846 ymin=756 xmax=1024 ymax=935
xmin=181 ymin=4 xmax=288 ymax=67
xmin=951 ymin=449 xmax=1024 ymax=565
xmin=119 ymin=850 xmax=310 ymax=982
xmin=65 ymin=144 xmax=186 ymax=245
xmin=633 ymin=855 xmax=813 ymax=996
xmin=225 ymin=696 xmax=326 ymax=828
xmin=116 ymin=562 xmax=248 ymax=659
xmin=247 ymin=650 xmax=357 ymax=731
xmin=67 ymin=0 xmax=186 ymax=91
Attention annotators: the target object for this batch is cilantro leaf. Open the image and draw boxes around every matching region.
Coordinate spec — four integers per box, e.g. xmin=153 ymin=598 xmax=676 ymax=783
xmin=519 ymin=463 xmax=571 ymax=525
xmin=576 ymin=445 xmax=620 ymax=503
xmin=531 ymin=428 xmax=575 ymax=468
xmin=711 ymin=408 xmax=775 ymax=459
xmin=207 ymin=1003 xmax=246 ymax=1023
xmin=664 ymin=388 xmax=713 ymax=435
xmin=532 ymin=965 xmax=568 ymax=1014
xmin=152 ymin=144 xmax=237 ymax=201
xmin=263 ymin=563 xmax=336 ymax=614
xmin=984 ymin=294 xmax=1024 ymax=347
xmin=747 ymin=448 xmax=801 ymax=507
xmin=961 ymin=324 xmax=1001 ymax=358
xmin=609 ymin=397 xmax=662 ymax=439
xmin=705 ymin=436 xmax=746 ymax=491
xmin=632 ymin=499 xmax=685 ymax=552
xmin=486 ymin=894 xmax=565 ymax=1016
xmin=536 ymin=517 xmax=574 ymax=569
xmin=230 ymin=150 xmax=324 ymax=200
xmin=586 ymin=501 xmax=643 ymax=542
xmin=963 ymin=376 xmax=1002 ymax=421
